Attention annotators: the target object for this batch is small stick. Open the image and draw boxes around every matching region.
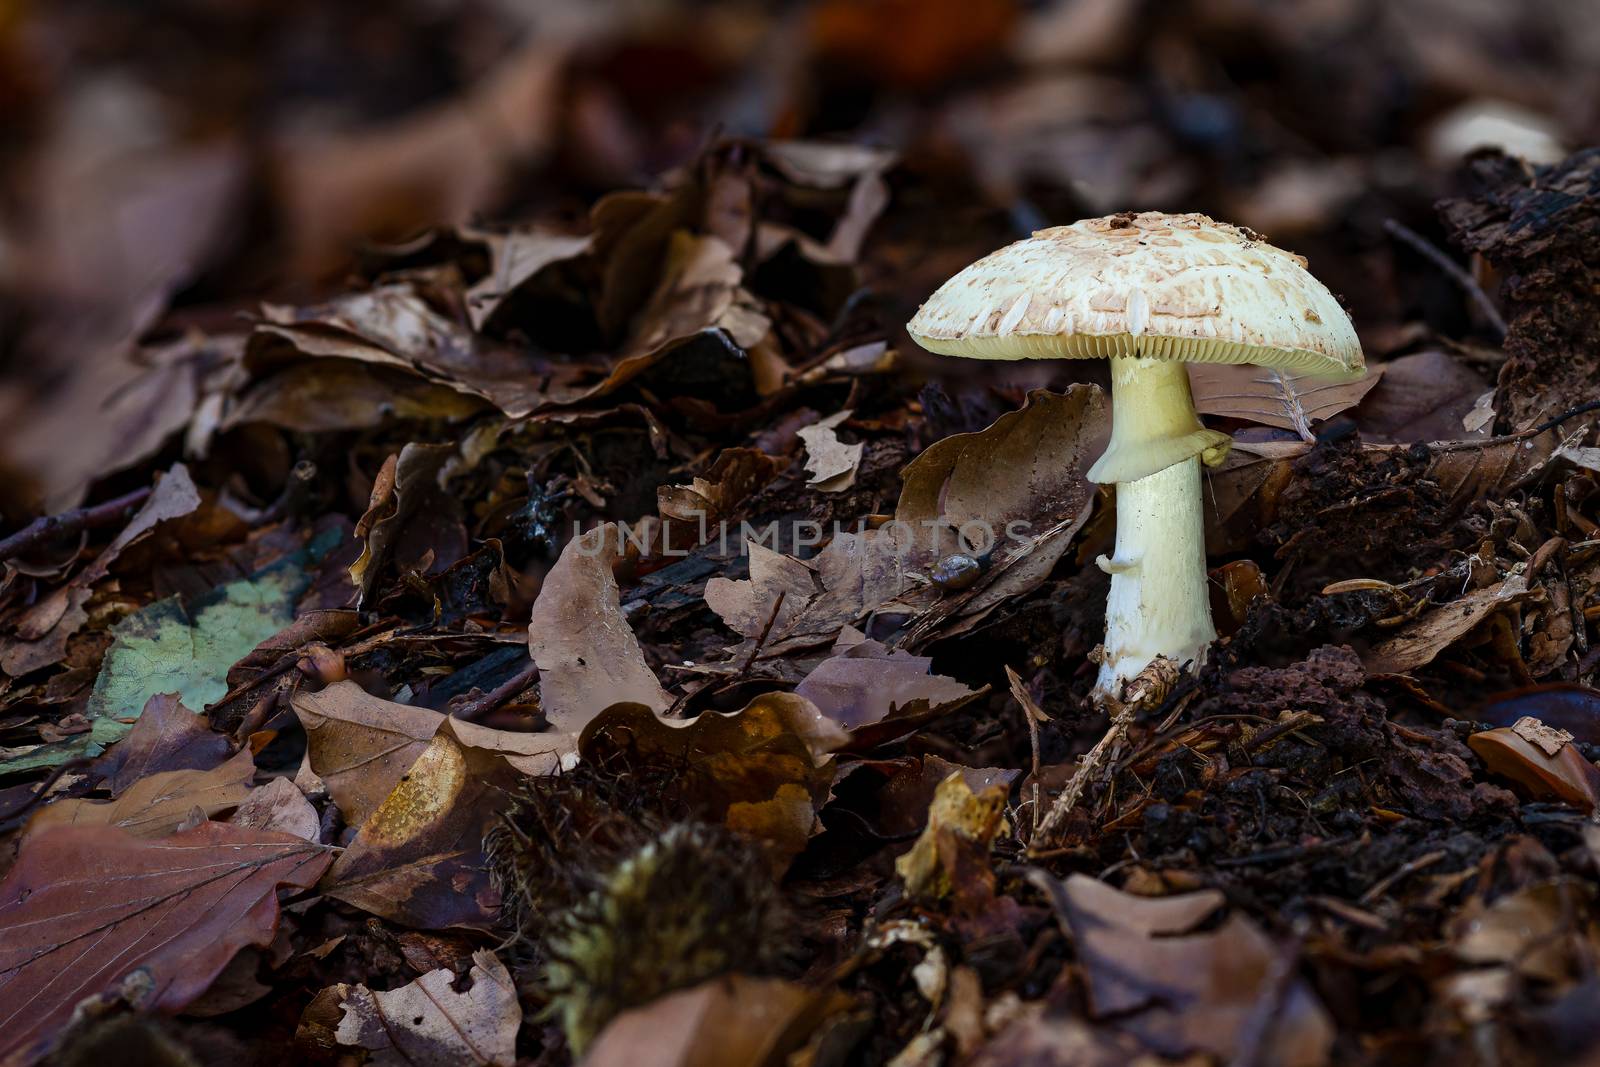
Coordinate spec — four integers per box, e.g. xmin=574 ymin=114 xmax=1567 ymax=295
xmin=1383 ymin=218 xmax=1507 ymax=339
xmin=0 ymin=487 xmax=152 ymax=563
xmin=736 ymin=590 xmax=787 ymax=679
xmin=452 ymin=660 xmax=542 ymax=723
xmin=1005 ymin=666 xmax=1047 ymax=835
xmin=1030 ymin=657 xmax=1180 ymax=851
xmin=0 ymin=758 xmax=95 ymax=833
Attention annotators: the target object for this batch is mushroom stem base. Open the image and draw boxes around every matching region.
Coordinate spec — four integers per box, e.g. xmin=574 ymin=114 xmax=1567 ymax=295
xmin=1094 ymin=454 xmax=1216 ymax=698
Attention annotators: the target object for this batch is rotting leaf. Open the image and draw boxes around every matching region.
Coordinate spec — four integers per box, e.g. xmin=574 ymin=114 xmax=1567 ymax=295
xmin=335 ymin=949 xmax=520 ymax=1067
xmin=319 ymin=719 xmax=525 ymax=930
xmin=529 ymin=524 xmax=672 ymax=728
xmin=26 ymin=747 xmax=255 ymax=840
xmin=0 ymin=558 xmax=309 ymax=775
xmin=895 ymin=771 xmax=1008 ymax=902
xmin=1190 ymin=363 xmax=1384 ymax=442
xmin=0 ymin=821 xmax=331 ymax=1066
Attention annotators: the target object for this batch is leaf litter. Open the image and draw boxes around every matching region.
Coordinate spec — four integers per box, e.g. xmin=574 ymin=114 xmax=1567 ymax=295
xmin=2 ymin=5 xmax=1600 ymax=1066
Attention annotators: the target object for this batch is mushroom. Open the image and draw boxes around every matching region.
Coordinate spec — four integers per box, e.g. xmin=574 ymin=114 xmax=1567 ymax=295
xmin=906 ymin=212 xmax=1363 ymax=697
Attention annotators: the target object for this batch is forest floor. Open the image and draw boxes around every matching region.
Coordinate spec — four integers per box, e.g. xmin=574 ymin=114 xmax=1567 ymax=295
xmin=3 ymin=2 xmax=1600 ymax=1066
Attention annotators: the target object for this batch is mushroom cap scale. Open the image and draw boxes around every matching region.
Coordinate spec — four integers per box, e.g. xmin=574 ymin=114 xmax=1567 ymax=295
xmin=907 ymin=212 xmax=1363 ymax=378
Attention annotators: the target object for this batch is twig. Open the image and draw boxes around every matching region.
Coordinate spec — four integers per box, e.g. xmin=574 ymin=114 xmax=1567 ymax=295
xmin=735 ymin=589 xmax=787 ymax=679
xmin=1032 ymin=704 xmax=1132 ymax=847
xmin=1358 ymin=849 xmax=1445 ymax=906
xmin=1383 ymin=218 xmax=1507 ymax=339
xmin=1030 ymin=657 xmax=1180 ymax=851
xmin=1005 ymin=665 xmax=1046 ymax=835
xmin=0 ymin=758 xmax=95 ymax=833
xmin=0 ymin=487 xmax=152 ymax=563
xmin=452 ymin=659 xmax=542 ymax=723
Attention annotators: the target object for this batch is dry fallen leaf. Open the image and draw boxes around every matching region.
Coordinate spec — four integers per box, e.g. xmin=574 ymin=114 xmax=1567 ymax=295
xmin=580 ymin=975 xmax=848 ymax=1067
xmin=1 ymin=464 xmax=201 ymax=678
xmin=795 ymin=630 xmax=983 ymax=731
xmin=705 ymin=386 xmax=1108 ymax=660
xmin=230 ymin=777 xmax=322 ymax=842
xmin=1190 ymin=362 xmax=1384 ymax=442
xmin=529 ymin=523 xmax=673 ymax=726
xmin=319 ymin=719 xmax=526 ymax=929
xmin=0 ymin=821 xmax=332 ymax=1066
xmin=1450 ymin=880 xmax=1596 ymax=982
xmin=1354 ymin=351 xmax=1491 ymax=442
xmin=25 ymin=747 xmax=256 ymax=840
xmin=96 ymin=692 xmax=231 ymax=796
xmin=1033 ymin=873 xmax=1334 ymax=1067
xmin=1365 ymin=574 xmax=1531 ymax=675
xmin=292 ymin=680 xmax=444 ymax=829
xmin=335 ymin=949 xmax=521 ymax=1067
xmin=797 ymin=409 xmax=864 ymax=492
xmin=294 ymin=679 xmax=579 ymax=829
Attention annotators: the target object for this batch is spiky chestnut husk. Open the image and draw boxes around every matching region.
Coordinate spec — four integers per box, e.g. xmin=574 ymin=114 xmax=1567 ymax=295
xmin=485 ymin=764 xmax=797 ymax=1056
xmin=546 ymin=822 xmax=794 ymax=1052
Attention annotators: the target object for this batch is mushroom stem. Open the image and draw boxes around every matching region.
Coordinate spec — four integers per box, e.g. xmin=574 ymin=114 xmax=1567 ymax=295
xmin=1092 ymin=357 xmax=1219 ymax=697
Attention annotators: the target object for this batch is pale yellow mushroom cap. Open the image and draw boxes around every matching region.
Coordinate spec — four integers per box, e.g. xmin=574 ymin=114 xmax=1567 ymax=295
xmin=907 ymin=211 xmax=1363 ymax=378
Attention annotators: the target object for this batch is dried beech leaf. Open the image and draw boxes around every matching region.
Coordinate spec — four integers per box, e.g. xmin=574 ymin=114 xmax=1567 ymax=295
xmin=1190 ymin=363 xmax=1384 ymax=441
xmin=797 ymin=409 xmax=863 ymax=492
xmin=1354 ymin=351 xmax=1491 ymax=442
xmin=462 ymin=225 xmax=591 ymax=330
xmin=0 ymin=821 xmax=332 ymax=1065
xmin=1364 ymin=574 xmax=1530 ymax=675
xmin=335 ymin=949 xmax=520 ymax=1066
xmin=26 ymin=748 xmax=256 ymax=840
xmin=292 ymin=681 xmax=442 ymax=829
xmin=705 ymin=386 xmax=1107 ymax=659
xmin=529 ymin=523 xmax=672 ymax=727
xmin=348 ymin=442 xmax=463 ymax=609
xmin=231 ymin=777 xmax=322 ymax=842
xmin=294 ymin=680 xmax=575 ymax=830
xmin=1451 ymin=881 xmax=1596 ymax=981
